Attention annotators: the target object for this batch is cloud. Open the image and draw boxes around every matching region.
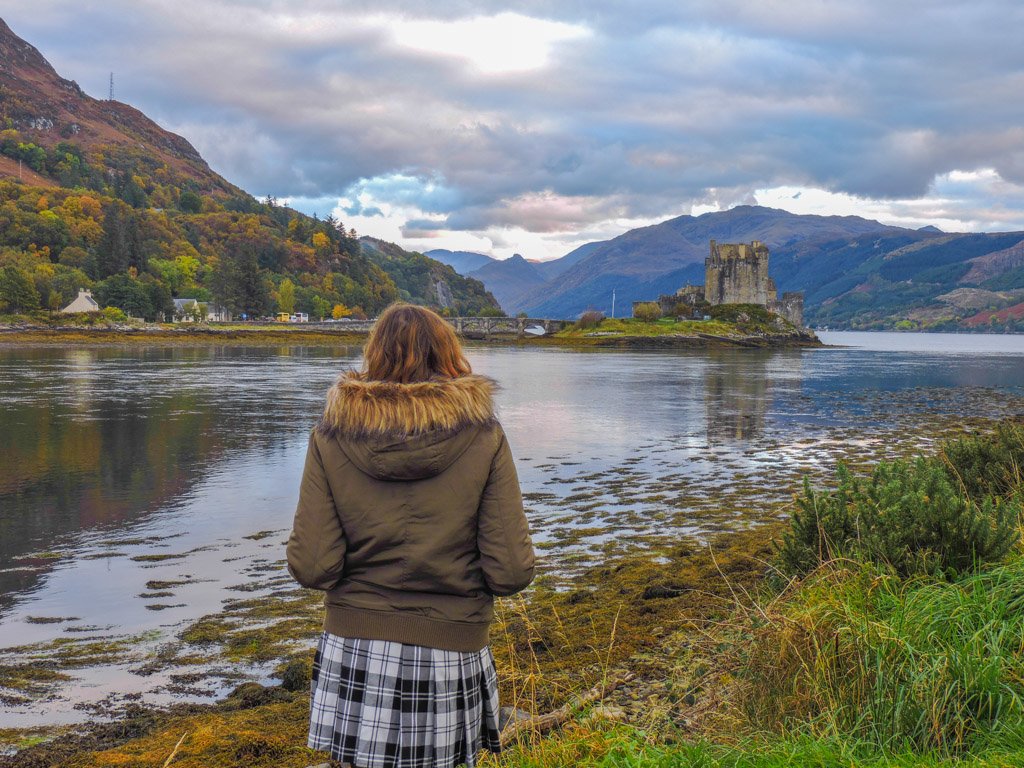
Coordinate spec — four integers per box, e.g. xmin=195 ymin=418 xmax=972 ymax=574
xmin=5 ymin=0 xmax=1024 ymax=258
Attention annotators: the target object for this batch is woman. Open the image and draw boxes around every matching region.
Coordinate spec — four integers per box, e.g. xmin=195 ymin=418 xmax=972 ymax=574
xmin=287 ymin=303 xmax=535 ymax=768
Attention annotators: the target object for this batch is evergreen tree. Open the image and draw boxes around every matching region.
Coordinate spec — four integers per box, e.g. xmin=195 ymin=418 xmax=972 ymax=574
xmin=95 ymin=274 xmax=153 ymax=319
xmin=178 ymin=190 xmax=203 ymax=213
xmin=98 ymin=201 xmax=143 ymax=278
xmin=212 ymin=236 xmax=271 ymax=318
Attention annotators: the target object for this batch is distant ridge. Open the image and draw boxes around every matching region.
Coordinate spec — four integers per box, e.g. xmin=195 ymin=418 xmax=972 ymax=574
xmin=424 ymin=249 xmax=495 ymax=275
xmin=461 ymin=205 xmax=1024 ymax=331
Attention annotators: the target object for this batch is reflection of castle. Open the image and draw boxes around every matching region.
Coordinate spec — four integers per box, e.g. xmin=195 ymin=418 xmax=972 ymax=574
xmin=642 ymin=240 xmax=804 ymax=327
xmin=703 ymin=350 xmax=769 ymax=442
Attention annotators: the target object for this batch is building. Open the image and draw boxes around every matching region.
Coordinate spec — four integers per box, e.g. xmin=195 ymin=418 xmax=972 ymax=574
xmin=634 ymin=240 xmax=804 ymax=326
xmin=705 ymin=240 xmax=774 ymax=305
xmin=173 ymin=298 xmax=232 ymax=322
xmin=60 ymin=288 xmax=100 ymax=313
xmin=705 ymin=240 xmax=803 ymax=326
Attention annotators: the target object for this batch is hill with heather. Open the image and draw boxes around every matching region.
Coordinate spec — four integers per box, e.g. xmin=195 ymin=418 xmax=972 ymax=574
xmin=0 ymin=18 xmax=499 ymax=320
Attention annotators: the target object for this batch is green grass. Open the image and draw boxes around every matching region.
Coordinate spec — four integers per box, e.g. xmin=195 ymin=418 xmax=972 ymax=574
xmin=489 ymin=723 xmax=1024 ymax=767
xmin=556 ymin=317 xmax=741 ymax=338
xmin=733 ymin=559 xmax=1024 ymax=755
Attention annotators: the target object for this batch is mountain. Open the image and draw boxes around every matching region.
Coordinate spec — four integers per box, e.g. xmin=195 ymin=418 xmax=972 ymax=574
xmin=423 ymin=242 xmax=607 ymax=313
xmin=0 ymin=18 xmax=499 ymax=320
xmin=466 ymin=253 xmax=546 ymax=312
xmin=534 ymin=240 xmax=607 ymax=281
xmin=423 ymin=249 xmax=495 ymax=275
xmin=518 ymin=206 xmax=904 ymax=318
xmin=360 ymin=238 xmax=500 ymax=315
xmin=510 ymin=206 xmax=1024 ymax=331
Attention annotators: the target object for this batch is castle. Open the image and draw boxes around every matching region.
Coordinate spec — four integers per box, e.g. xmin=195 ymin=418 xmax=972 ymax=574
xmin=637 ymin=240 xmax=804 ymax=327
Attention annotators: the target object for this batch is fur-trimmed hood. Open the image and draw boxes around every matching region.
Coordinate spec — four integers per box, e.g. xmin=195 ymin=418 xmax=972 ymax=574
xmin=317 ymin=372 xmax=498 ymax=481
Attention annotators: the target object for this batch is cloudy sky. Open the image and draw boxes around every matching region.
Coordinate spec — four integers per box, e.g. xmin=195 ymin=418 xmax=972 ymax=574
xmin=5 ymin=1 xmax=1024 ymax=259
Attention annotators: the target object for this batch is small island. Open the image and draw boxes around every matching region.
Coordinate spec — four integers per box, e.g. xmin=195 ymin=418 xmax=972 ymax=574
xmin=552 ymin=307 xmax=820 ymax=348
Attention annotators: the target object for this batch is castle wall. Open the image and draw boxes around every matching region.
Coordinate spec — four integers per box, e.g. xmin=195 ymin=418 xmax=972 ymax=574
xmin=768 ymin=292 xmax=804 ymax=327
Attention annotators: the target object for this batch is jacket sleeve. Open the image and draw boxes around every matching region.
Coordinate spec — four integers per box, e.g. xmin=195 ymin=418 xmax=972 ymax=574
xmin=477 ymin=426 xmax=535 ymax=596
xmin=286 ymin=432 xmax=347 ymax=590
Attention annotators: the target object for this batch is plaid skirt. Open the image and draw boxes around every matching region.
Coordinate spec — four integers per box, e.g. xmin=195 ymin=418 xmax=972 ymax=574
xmin=308 ymin=632 xmax=502 ymax=768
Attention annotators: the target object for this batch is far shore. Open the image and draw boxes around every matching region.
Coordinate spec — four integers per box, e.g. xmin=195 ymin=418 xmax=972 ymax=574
xmin=0 ymin=321 xmax=823 ymax=349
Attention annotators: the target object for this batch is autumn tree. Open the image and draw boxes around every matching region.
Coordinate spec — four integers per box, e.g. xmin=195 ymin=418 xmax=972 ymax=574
xmin=633 ymin=302 xmax=662 ymax=322
xmin=277 ymin=278 xmax=296 ymax=315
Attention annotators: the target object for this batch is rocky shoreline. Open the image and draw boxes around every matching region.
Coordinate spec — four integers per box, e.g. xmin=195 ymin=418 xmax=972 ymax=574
xmin=3 ymin=404 xmax=1009 ymax=766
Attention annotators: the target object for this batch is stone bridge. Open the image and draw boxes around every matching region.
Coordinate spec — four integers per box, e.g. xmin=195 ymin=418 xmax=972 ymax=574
xmin=449 ymin=317 xmax=570 ymax=338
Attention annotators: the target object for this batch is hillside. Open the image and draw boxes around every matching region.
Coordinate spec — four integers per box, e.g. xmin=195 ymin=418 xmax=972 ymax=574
xmin=427 ymin=244 xmax=604 ymax=314
xmin=0 ymin=18 xmax=499 ymax=320
xmin=359 ymin=238 xmax=500 ymax=315
xmin=498 ymin=206 xmax=1024 ymax=331
xmin=0 ymin=18 xmax=235 ymax=196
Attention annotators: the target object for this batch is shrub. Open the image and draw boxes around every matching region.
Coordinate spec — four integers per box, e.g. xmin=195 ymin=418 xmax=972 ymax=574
xmin=775 ymin=457 xmax=1020 ymax=580
xmin=708 ymin=303 xmax=774 ymax=325
xmin=632 ymin=302 xmax=662 ymax=322
xmin=101 ymin=306 xmax=128 ymax=322
xmin=942 ymin=420 xmax=1024 ymax=499
xmin=576 ymin=310 xmax=604 ymax=329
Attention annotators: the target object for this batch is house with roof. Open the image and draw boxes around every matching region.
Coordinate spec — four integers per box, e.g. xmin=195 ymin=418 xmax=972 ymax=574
xmin=172 ymin=298 xmax=232 ymax=322
xmin=60 ymin=289 xmax=100 ymax=313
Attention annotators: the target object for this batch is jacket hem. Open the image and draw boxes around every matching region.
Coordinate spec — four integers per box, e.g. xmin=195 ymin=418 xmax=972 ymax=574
xmin=324 ymin=607 xmax=490 ymax=653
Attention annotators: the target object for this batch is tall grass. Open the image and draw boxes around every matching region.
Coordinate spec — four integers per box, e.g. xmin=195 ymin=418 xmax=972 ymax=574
xmin=487 ymin=721 xmax=1024 ymax=767
xmin=735 ymin=558 xmax=1024 ymax=755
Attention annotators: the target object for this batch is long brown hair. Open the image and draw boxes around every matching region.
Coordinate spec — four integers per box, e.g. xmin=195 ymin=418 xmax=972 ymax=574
xmin=363 ymin=303 xmax=471 ymax=383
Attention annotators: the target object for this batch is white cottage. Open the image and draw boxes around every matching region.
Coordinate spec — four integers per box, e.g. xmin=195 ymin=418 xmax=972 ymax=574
xmin=172 ymin=298 xmax=232 ymax=322
xmin=61 ymin=289 xmax=100 ymax=313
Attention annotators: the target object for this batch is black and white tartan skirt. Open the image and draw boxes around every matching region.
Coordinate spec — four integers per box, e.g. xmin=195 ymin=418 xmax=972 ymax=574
xmin=308 ymin=632 xmax=502 ymax=768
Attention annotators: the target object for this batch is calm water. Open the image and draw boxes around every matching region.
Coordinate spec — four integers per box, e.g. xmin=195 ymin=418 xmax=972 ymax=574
xmin=2 ymin=331 xmax=1024 ymax=725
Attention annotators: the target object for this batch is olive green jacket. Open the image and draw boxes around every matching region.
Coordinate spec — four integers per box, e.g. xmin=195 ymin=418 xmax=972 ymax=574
xmin=286 ymin=373 xmax=535 ymax=652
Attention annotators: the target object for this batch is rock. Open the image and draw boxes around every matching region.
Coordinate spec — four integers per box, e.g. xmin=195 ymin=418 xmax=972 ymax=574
xmin=586 ymin=705 xmax=627 ymax=722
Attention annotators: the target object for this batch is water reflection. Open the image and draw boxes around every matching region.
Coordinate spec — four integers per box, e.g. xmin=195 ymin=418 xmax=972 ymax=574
xmin=0 ymin=346 xmax=363 ymax=608
xmin=704 ymin=350 xmax=772 ymax=442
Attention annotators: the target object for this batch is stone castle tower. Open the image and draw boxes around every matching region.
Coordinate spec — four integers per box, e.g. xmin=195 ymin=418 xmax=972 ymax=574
xmin=704 ymin=240 xmax=773 ymax=305
xmin=637 ymin=240 xmax=804 ymax=327
xmin=704 ymin=240 xmax=804 ymax=327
